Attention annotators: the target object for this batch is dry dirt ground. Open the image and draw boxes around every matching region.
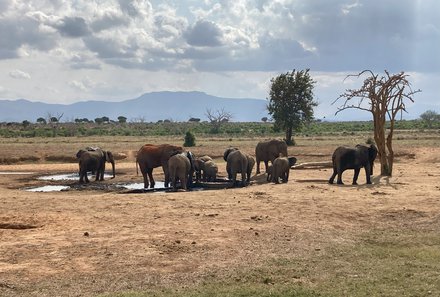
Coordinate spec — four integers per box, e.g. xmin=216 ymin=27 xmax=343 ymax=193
xmin=1 ymin=142 xmax=440 ymax=296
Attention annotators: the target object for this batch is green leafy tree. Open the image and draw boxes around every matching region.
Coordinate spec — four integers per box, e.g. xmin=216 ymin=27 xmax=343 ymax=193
xmin=117 ymin=116 xmax=127 ymax=123
xmin=22 ymin=120 xmax=31 ymax=128
xmin=267 ymin=69 xmax=317 ymax=145
xmin=420 ymin=110 xmax=439 ymax=128
xmin=36 ymin=117 xmax=46 ymax=124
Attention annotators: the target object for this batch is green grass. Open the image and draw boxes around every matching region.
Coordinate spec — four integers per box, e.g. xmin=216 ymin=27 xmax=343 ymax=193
xmin=101 ymin=229 xmax=440 ymax=297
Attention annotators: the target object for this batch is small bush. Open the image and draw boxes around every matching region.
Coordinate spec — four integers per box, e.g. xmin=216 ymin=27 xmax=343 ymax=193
xmin=183 ymin=131 xmax=196 ymax=147
xmin=366 ymin=137 xmax=375 ymax=145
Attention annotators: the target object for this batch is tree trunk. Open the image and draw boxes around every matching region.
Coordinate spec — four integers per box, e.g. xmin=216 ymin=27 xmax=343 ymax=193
xmin=285 ymin=126 xmax=295 ymax=146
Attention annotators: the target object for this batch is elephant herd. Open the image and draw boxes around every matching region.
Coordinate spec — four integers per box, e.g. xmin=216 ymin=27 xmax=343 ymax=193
xmin=75 ymin=139 xmax=379 ymax=190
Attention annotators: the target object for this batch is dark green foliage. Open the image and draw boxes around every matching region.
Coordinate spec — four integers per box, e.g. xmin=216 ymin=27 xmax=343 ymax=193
xmin=267 ymin=69 xmax=318 ymax=145
xmin=183 ymin=131 xmax=196 ymax=147
xmin=117 ymin=116 xmax=127 ymax=123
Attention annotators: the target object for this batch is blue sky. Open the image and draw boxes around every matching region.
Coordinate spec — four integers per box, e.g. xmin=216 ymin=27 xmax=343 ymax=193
xmin=0 ymin=0 xmax=439 ymax=120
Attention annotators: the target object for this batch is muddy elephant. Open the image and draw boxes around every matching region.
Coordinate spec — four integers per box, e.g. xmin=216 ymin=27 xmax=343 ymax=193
xmin=168 ymin=152 xmax=193 ymax=191
xmin=224 ymin=148 xmax=254 ymax=187
xmin=136 ymin=144 xmax=183 ymax=188
xmin=76 ymin=148 xmax=115 ymax=183
xmin=329 ymin=144 xmax=378 ymax=185
xmin=255 ymin=139 xmax=288 ymax=174
xmin=271 ymin=156 xmax=297 ymax=184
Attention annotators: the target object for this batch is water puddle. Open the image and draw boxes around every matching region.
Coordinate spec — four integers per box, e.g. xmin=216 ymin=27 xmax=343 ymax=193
xmin=116 ymin=182 xmax=166 ymax=190
xmin=25 ymin=173 xmax=232 ymax=193
xmin=26 ymin=185 xmax=70 ymax=192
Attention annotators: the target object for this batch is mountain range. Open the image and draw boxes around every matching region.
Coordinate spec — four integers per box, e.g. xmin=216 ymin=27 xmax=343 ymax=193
xmin=0 ymin=91 xmax=269 ymax=123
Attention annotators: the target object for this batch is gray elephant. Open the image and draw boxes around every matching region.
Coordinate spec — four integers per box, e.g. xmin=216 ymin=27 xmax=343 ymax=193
xmin=271 ymin=156 xmax=297 ymax=184
xmin=255 ymin=139 xmax=288 ymax=174
xmin=329 ymin=144 xmax=378 ymax=185
xmin=266 ymin=164 xmax=273 ymax=182
xmin=168 ymin=152 xmax=193 ymax=191
xmin=194 ymin=158 xmax=218 ymax=182
xmin=76 ymin=148 xmax=115 ymax=183
xmin=224 ymin=148 xmax=254 ymax=187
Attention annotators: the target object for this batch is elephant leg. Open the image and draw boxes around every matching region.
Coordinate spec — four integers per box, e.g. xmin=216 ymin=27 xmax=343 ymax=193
xmin=365 ymin=165 xmax=372 ymax=184
xmin=352 ymin=168 xmax=360 ymax=185
xmin=284 ymin=170 xmax=290 ymax=183
xmin=162 ymin=165 xmax=169 ymax=187
xmin=99 ymin=163 xmax=106 ymax=181
xmin=232 ymin=172 xmax=237 ymax=186
xmin=264 ymin=161 xmax=269 ymax=173
xmin=336 ymin=168 xmax=344 ymax=185
xmin=148 ymin=169 xmax=155 ymax=188
xmin=95 ymin=169 xmax=100 ymax=181
xmin=256 ymin=159 xmax=261 ymax=174
xmin=181 ymin=175 xmax=188 ymax=191
xmin=241 ymin=172 xmax=247 ymax=186
xmin=329 ymin=167 xmax=337 ymax=184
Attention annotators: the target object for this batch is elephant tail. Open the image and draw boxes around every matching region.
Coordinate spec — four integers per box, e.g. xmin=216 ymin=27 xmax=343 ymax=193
xmin=136 ymin=160 xmax=139 ymax=176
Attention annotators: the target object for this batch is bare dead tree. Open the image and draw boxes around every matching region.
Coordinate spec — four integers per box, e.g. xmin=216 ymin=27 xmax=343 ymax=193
xmin=334 ymin=70 xmax=420 ymax=176
xmin=205 ymin=108 xmax=232 ymax=133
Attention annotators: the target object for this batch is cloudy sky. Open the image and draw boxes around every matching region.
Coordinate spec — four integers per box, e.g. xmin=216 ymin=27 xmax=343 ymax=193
xmin=0 ymin=0 xmax=439 ymax=120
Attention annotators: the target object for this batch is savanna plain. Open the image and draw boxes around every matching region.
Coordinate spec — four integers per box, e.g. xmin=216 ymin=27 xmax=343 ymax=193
xmin=1 ymin=131 xmax=440 ymax=297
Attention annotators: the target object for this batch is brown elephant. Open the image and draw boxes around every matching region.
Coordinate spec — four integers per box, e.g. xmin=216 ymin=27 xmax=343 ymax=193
xmin=136 ymin=144 xmax=183 ymax=188
xmin=168 ymin=152 xmax=192 ymax=191
xmin=255 ymin=139 xmax=288 ymax=174
xmin=76 ymin=148 xmax=115 ymax=183
xmin=224 ymin=148 xmax=254 ymax=187
xmin=271 ymin=155 xmax=297 ymax=184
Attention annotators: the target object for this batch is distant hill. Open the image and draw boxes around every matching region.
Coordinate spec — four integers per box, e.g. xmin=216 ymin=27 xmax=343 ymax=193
xmin=0 ymin=91 xmax=269 ymax=123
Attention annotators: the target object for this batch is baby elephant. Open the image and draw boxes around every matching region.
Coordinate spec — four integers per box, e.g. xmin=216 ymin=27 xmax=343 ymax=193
xmin=271 ymin=156 xmax=297 ymax=184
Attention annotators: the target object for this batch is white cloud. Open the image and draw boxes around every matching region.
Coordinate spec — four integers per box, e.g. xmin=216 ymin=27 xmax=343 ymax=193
xmin=0 ymin=0 xmax=438 ymax=119
xmin=9 ymin=69 xmax=31 ymax=79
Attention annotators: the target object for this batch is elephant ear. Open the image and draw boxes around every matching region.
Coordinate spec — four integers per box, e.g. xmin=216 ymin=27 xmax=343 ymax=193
xmin=368 ymin=144 xmax=378 ymax=161
xmin=223 ymin=147 xmax=238 ymax=161
xmin=103 ymin=151 xmax=110 ymax=161
xmin=76 ymin=149 xmax=86 ymax=159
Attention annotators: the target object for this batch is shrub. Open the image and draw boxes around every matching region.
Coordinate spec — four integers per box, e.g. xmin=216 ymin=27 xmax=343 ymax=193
xmin=183 ymin=131 xmax=196 ymax=147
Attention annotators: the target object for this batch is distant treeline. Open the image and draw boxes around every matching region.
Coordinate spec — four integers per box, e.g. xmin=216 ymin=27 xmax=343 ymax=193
xmin=0 ymin=120 xmax=439 ymax=138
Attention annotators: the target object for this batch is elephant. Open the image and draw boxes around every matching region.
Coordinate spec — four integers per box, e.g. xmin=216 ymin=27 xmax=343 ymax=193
xmin=136 ymin=144 xmax=184 ymax=189
xmin=328 ymin=144 xmax=378 ymax=185
xmin=168 ymin=152 xmax=193 ymax=191
xmin=202 ymin=160 xmax=218 ymax=181
xmin=271 ymin=155 xmax=297 ymax=184
xmin=255 ymin=139 xmax=288 ymax=174
xmin=224 ymin=148 xmax=254 ymax=187
xmin=76 ymin=148 xmax=115 ymax=183
xmin=266 ymin=164 xmax=273 ymax=182
xmin=194 ymin=157 xmax=218 ymax=182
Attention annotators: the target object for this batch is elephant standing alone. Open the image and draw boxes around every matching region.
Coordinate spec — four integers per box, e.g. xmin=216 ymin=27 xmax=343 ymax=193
xmin=329 ymin=144 xmax=378 ymax=185
xmin=76 ymin=148 xmax=115 ymax=183
xmin=255 ymin=139 xmax=288 ymax=174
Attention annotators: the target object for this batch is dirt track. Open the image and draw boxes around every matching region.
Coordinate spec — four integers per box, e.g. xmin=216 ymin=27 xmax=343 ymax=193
xmin=1 ymin=146 xmax=440 ymax=296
